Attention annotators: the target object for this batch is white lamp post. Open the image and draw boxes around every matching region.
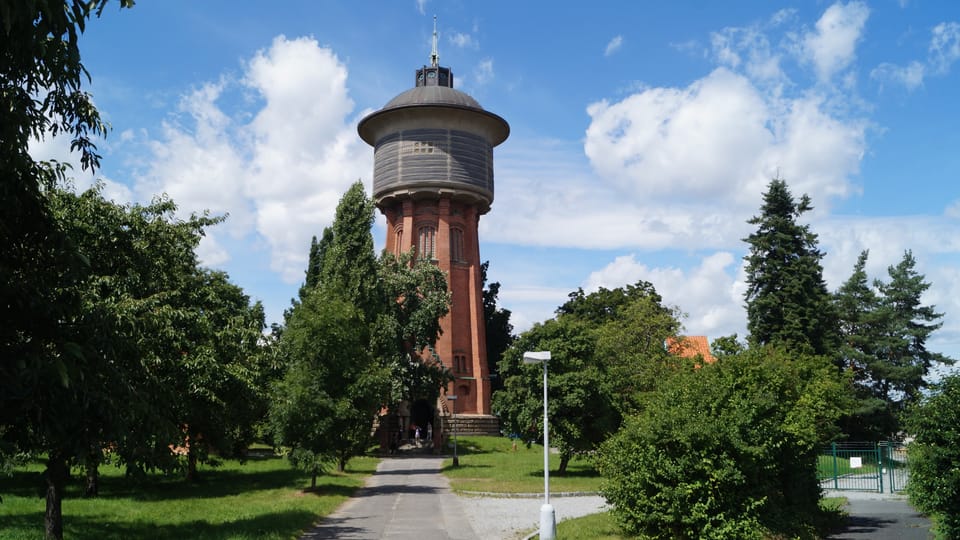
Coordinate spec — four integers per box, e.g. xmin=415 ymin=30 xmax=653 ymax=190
xmin=523 ymin=350 xmax=555 ymax=540
xmin=447 ymin=394 xmax=459 ymax=467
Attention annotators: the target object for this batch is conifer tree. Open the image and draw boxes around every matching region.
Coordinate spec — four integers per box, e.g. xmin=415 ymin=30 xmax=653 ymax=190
xmin=873 ymin=251 xmax=952 ymax=409
xmin=742 ymin=179 xmax=838 ymax=356
xmin=833 ymin=250 xmax=890 ymax=438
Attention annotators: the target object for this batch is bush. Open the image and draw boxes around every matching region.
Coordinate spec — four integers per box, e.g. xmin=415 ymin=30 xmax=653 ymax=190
xmin=597 ymin=347 xmax=847 ymax=539
xmin=906 ymin=374 xmax=960 ymax=539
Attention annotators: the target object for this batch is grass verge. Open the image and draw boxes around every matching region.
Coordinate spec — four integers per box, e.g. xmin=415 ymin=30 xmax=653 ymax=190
xmin=0 ymin=454 xmax=377 ymax=540
xmin=440 ymin=435 xmax=602 ymax=494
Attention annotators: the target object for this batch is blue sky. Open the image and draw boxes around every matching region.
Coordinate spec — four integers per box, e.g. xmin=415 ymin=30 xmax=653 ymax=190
xmin=33 ymin=1 xmax=960 ymax=370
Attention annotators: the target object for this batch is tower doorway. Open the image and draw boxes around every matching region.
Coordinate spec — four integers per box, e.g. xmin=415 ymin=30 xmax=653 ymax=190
xmin=410 ymin=399 xmax=434 ymax=441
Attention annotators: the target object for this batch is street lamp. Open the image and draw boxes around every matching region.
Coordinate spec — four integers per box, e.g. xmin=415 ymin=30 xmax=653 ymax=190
xmin=447 ymin=394 xmax=459 ymax=467
xmin=523 ymin=350 xmax=555 ymax=540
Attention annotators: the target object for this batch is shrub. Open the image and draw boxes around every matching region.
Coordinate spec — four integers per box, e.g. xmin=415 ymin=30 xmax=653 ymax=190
xmin=906 ymin=374 xmax=960 ymax=539
xmin=597 ymin=347 xmax=847 ymax=539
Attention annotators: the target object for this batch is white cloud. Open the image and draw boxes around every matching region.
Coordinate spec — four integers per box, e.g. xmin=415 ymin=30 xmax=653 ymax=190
xmin=930 ymin=21 xmax=960 ymax=74
xmin=871 ymin=61 xmax=926 ymax=90
xmin=869 ymin=21 xmax=960 ymax=91
xmin=583 ymin=67 xmax=863 ymax=211
xmin=801 ymin=1 xmax=870 ymax=82
xmin=605 ymin=35 xmax=624 ymax=57
xmin=583 ymin=252 xmax=746 ymax=339
xmin=134 ymin=35 xmax=370 ymax=283
xmin=416 ymin=0 xmax=427 ymax=15
xmin=449 ymin=32 xmax=476 ymax=49
xmin=474 ymin=58 xmax=494 ymax=86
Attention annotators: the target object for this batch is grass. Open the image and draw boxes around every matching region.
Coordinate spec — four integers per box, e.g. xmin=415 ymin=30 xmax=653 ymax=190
xmin=816 ymin=453 xmax=882 ymax=479
xmin=548 ymin=498 xmax=849 ymax=540
xmin=440 ymin=435 xmax=602 ymax=494
xmin=0 ymin=453 xmax=378 ymax=540
xmin=555 ymin=511 xmax=626 ymax=539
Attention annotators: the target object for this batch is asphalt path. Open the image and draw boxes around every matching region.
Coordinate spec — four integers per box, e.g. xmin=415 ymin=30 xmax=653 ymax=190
xmin=300 ymin=460 xmax=934 ymax=539
xmin=300 ymin=455 xmax=478 ymax=540
xmin=825 ymin=491 xmax=933 ymax=539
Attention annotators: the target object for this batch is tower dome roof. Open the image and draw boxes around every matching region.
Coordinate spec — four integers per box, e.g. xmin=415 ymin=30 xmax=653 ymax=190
xmin=382 ymin=85 xmax=483 ymax=111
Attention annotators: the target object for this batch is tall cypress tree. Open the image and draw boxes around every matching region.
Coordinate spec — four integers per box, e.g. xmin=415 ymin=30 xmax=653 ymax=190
xmin=321 ymin=181 xmax=381 ymax=323
xmin=743 ymin=179 xmax=838 ymax=356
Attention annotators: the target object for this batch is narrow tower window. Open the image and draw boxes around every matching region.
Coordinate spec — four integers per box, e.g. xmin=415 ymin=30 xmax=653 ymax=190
xmin=450 ymin=228 xmax=464 ymax=262
xmin=394 ymin=227 xmax=403 ymax=256
xmin=417 ymin=225 xmax=436 ymax=260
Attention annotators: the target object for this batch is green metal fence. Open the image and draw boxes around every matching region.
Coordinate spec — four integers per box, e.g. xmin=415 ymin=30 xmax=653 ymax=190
xmin=818 ymin=441 xmax=908 ymax=493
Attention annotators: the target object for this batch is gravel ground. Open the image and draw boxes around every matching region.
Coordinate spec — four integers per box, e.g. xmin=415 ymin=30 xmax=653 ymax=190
xmin=459 ymin=494 xmax=608 ymax=540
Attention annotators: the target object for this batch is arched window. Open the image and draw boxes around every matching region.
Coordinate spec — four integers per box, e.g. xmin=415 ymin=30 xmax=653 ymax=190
xmin=394 ymin=227 xmax=403 ymax=256
xmin=418 ymin=225 xmax=436 ymax=260
xmin=450 ymin=228 xmax=464 ymax=262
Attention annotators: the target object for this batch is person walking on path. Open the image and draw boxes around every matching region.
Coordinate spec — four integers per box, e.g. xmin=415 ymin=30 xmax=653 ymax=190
xmin=300 ymin=455 xmax=478 ymax=540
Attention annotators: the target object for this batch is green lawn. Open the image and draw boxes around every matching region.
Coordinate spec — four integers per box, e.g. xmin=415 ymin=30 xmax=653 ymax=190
xmin=440 ymin=435 xmax=602 ymax=494
xmin=816 ymin=453 xmax=881 ymax=479
xmin=0 ymin=454 xmax=378 ymax=540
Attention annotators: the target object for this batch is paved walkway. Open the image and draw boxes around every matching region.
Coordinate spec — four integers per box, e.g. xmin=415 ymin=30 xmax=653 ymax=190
xmin=301 ymin=455 xmax=478 ymax=540
xmin=301 ymin=460 xmax=934 ymax=539
xmin=824 ymin=491 xmax=933 ymax=539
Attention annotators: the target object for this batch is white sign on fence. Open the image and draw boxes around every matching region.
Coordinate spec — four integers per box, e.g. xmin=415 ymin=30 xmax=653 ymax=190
xmin=850 ymin=456 xmax=863 ymax=469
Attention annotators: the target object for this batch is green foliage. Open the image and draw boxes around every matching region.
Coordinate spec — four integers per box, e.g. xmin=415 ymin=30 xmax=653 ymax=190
xmin=906 ymin=374 xmax=960 ymax=539
xmin=743 ymin=179 xmax=838 ymax=356
xmin=373 ymin=251 xmax=452 ymax=403
xmin=597 ymin=347 xmax=848 ymax=540
xmin=494 ymin=281 xmax=679 ymax=474
xmin=481 ymin=261 xmax=515 ymax=394
xmin=834 ymin=250 xmax=953 ymax=439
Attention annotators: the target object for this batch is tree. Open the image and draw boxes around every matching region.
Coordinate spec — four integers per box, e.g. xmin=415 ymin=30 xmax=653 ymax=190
xmin=743 ymin=179 xmax=838 ymax=357
xmin=598 ymin=347 xmax=848 ymax=539
xmin=494 ymin=316 xmax=621 ymax=474
xmin=494 ymin=281 xmax=680 ymax=473
xmin=833 ymin=250 xmax=892 ymax=439
xmin=481 ymin=261 xmax=514 ymax=394
xmin=373 ymin=251 xmax=452 ymax=406
xmin=906 ymin=374 xmax=960 ymax=539
xmin=271 ymin=289 xmax=381 ymax=482
xmin=321 ymin=181 xmax=381 ymax=322
xmin=873 ymin=251 xmax=953 ymax=420
xmin=1 ymin=4 xmax=133 ymax=537
xmin=170 ymin=269 xmax=267 ymax=481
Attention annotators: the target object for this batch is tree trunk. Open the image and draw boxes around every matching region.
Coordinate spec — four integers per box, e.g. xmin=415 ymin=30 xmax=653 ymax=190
xmin=84 ymin=451 xmax=99 ymax=497
xmin=186 ymin=446 xmax=198 ymax=482
xmin=45 ymin=452 xmax=67 ymax=540
xmin=338 ymin=454 xmax=346 ymax=473
xmin=558 ymin=453 xmax=570 ymax=476
xmin=310 ymin=468 xmax=317 ymax=489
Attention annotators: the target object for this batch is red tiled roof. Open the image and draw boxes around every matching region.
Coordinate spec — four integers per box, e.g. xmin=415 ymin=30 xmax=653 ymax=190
xmin=666 ymin=336 xmax=716 ymax=364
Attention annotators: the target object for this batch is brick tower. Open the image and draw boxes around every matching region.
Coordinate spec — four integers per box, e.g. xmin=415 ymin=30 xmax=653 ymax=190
xmin=358 ymin=23 xmax=508 ymax=429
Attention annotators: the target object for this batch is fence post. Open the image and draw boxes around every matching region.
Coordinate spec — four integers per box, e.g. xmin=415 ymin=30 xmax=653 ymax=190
xmin=832 ymin=442 xmax=839 ymax=490
xmin=877 ymin=443 xmax=884 ymax=493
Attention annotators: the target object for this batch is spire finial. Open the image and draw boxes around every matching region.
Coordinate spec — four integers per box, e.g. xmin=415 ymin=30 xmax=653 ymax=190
xmin=430 ymin=15 xmax=439 ymax=67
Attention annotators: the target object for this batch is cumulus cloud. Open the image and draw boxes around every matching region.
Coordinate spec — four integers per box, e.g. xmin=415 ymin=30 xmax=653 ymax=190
xmin=605 ymin=35 xmax=623 ymax=57
xmin=134 ymin=35 xmax=370 ymax=283
xmin=583 ymin=252 xmax=746 ymax=338
xmin=583 ymin=67 xmax=864 ymax=211
xmin=800 ymin=1 xmax=870 ymax=82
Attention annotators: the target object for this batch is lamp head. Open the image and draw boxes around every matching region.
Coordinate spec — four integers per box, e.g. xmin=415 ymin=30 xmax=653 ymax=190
xmin=523 ymin=351 xmax=551 ymax=364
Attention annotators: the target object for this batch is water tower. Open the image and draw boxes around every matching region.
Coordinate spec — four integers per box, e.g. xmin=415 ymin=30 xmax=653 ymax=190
xmin=358 ymin=22 xmax=508 ymax=434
